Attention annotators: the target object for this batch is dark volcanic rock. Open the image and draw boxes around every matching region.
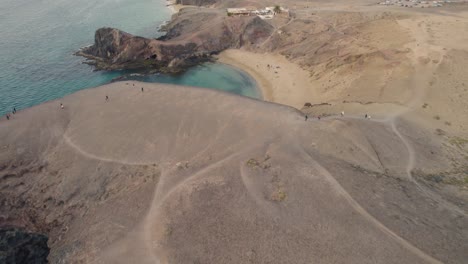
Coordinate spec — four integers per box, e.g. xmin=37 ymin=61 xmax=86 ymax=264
xmin=175 ymin=0 xmax=217 ymax=6
xmin=0 ymin=228 xmax=49 ymax=264
xmin=76 ymin=8 xmax=274 ymax=73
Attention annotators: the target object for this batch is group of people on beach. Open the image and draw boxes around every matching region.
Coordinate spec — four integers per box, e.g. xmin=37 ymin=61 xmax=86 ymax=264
xmin=4 ymin=107 xmax=16 ymax=120
xmin=3 ymin=83 xmax=147 ymax=121
xmin=305 ymin=111 xmax=344 ymax=121
xmin=256 ymin=64 xmax=280 ymax=71
xmin=4 ymin=84 xmax=374 ymax=124
xmin=266 ymin=64 xmax=280 ymax=70
xmin=304 ymin=115 xmax=321 ymax=121
xmin=304 ymin=111 xmax=372 ymax=121
xmin=56 ymin=83 xmax=144 ymax=110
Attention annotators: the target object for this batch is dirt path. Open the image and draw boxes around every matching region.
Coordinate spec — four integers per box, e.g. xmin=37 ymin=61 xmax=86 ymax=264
xmin=388 ymin=17 xmax=467 ymax=216
xmin=318 ymin=15 xmax=466 ymax=216
xmin=298 ymin=146 xmax=443 ymax=264
xmin=63 ymin=134 xmax=151 ymax=166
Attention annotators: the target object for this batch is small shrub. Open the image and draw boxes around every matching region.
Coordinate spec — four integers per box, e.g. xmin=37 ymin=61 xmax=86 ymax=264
xmin=246 ymin=158 xmax=259 ymax=167
xmin=435 ymin=128 xmax=446 ymax=136
xmin=426 ymin=174 xmax=444 ymax=183
xmin=433 ymin=115 xmax=441 ymax=120
xmin=448 ymin=137 xmax=468 ymax=149
xmin=272 ymin=189 xmax=287 ymax=202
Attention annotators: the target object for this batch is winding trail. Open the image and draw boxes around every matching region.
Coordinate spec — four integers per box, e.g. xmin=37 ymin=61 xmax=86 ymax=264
xmin=317 ymin=15 xmax=467 ymax=217
xmin=298 ymin=146 xmax=443 ymax=264
xmin=63 ymin=134 xmax=153 ymax=166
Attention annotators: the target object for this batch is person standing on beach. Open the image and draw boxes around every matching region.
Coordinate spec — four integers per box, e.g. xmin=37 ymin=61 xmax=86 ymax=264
xmin=305 ymin=115 xmax=308 ymax=121
xmin=12 ymin=107 xmax=16 ymax=114
xmin=318 ymin=116 xmax=321 ymax=120
xmin=106 ymin=96 xmax=109 ymax=102
xmin=341 ymin=111 xmax=344 ymax=117
xmin=6 ymin=114 xmax=10 ymax=120
xmin=141 ymin=87 xmax=144 ymax=92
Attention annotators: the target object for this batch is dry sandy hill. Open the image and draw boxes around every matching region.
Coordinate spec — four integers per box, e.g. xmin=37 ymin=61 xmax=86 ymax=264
xmin=0 ymin=82 xmax=466 ymax=263
xmin=216 ymin=2 xmax=468 ymax=203
xmin=216 ymin=1 xmax=468 ymax=137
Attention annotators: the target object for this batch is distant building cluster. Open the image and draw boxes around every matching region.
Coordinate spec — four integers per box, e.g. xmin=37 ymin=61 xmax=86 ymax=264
xmin=227 ymin=6 xmax=289 ymax=19
xmin=378 ymin=0 xmax=461 ymax=8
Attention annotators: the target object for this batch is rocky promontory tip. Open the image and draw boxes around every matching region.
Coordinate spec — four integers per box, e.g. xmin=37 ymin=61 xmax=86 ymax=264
xmin=76 ymin=8 xmax=274 ymax=73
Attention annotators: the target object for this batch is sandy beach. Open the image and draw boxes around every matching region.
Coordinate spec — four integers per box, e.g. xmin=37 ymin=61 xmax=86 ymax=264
xmin=218 ymin=49 xmax=315 ymax=109
xmin=219 ymin=8 xmax=468 ymax=137
xmin=166 ymin=0 xmax=188 ymax=13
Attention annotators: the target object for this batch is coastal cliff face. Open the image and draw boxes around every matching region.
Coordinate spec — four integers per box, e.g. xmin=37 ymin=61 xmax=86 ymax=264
xmin=76 ymin=8 xmax=274 ymax=72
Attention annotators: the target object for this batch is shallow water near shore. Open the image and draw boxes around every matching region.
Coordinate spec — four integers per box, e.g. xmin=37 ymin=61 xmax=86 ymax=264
xmin=125 ymin=63 xmax=261 ymax=99
xmin=0 ymin=0 xmax=259 ymax=116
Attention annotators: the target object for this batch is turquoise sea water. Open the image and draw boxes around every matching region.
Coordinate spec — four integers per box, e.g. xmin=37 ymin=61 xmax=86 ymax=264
xmin=0 ymin=0 xmax=259 ymax=116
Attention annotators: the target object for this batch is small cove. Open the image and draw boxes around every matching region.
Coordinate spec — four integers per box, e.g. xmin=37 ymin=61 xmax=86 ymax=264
xmin=0 ymin=0 xmax=260 ymax=116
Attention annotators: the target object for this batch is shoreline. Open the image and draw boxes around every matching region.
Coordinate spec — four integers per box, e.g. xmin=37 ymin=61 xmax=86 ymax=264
xmin=217 ymin=49 xmax=316 ymax=109
xmin=217 ymin=52 xmax=273 ymax=102
xmin=166 ymin=0 xmax=185 ymax=14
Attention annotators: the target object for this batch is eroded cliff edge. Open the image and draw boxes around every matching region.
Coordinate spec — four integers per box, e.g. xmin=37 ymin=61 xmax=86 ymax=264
xmin=76 ymin=8 xmax=274 ymax=73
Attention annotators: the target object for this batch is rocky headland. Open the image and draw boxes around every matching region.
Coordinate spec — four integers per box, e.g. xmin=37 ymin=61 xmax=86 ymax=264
xmin=76 ymin=8 xmax=273 ymax=73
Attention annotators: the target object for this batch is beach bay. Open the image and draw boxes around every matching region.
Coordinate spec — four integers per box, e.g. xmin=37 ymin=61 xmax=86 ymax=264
xmin=0 ymin=0 xmax=258 ymax=115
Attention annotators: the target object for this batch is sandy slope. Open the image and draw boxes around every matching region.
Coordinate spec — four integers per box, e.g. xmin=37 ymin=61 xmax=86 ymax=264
xmin=219 ymin=6 xmax=468 ymax=209
xmin=219 ymin=5 xmax=468 ymax=137
xmin=0 ymin=82 xmax=466 ymax=263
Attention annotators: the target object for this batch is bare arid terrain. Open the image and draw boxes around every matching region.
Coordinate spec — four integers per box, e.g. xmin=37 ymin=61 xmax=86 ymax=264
xmin=217 ymin=0 xmax=468 ymax=220
xmin=0 ymin=82 xmax=466 ymax=263
xmin=1 ymin=0 xmax=468 ymax=263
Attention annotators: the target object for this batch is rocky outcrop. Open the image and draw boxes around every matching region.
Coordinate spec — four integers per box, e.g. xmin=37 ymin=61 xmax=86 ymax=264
xmin=76 ymin=8 xmax=274 ymax=73
xmin=0 ymin=228 xmax=49 ymax=264
xmin=175 ymin=0 xmax=218 ymax=6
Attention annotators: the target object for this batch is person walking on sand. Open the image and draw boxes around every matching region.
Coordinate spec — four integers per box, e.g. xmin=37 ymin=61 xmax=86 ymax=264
xmin=365 ymin=114 xmax=368 ymax=119
xmin=318 ymin=116 xmax=321 ymax=120
xmin=60 ymin=103 xmax=64 ymax=109
xmin=13 ymin=107 xmax=16 ymax=114
xmin=341 ymin=111 xmax=344 ymax=117
xmin=6 ymin=114 xmax=10 ymax=120
xmin=105 ymin=95 xmax=109 ymax=102
xmin=141 ymin=87 xmax=144 ymax=92
xmin=305 ymin=115 xmax=308 ymax=121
